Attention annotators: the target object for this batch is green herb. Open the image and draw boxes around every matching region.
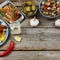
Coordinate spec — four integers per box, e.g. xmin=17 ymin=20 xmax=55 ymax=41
xmin=12 ymin=7 xmax=15 ymax=17
xmin=10 ymin=4 xmax=15 ymax=17
xmin=0 ymin=10 xmax=8 ymax=18
xmin=0 ymin=10 xmax=5 ymax=17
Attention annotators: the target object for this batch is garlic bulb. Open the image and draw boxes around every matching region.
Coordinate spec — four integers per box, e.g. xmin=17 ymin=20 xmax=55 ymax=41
xmin=55 ymin=19 xmax=60 ymax=27
xmin=30 ymin=17 xmax=39 ymax=27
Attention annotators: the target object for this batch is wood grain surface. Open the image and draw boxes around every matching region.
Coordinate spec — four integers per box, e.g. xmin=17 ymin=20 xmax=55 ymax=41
xmin=0 ymin=28 xmax=60 ymax=51
xmin=0 ymin=0 xmax=60 ymax=60
xmin=0 ymin=51 xmax=60 ymax=60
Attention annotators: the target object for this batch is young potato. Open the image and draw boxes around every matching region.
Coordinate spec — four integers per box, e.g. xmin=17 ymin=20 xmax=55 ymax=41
xmin=26 ymin=0 xmax=32 ymax=5
xmin=22 ymin=0 xmax=37 ymax=16
xmin=28 ymin=12 xmax=33 ymax=16
xmin=31 ymin=4 xmax=36 ymax=11
xmin=22 ymin=7 xmax=27 ymax=14
xmin=25 ymin=6 xmax=31 ymax=12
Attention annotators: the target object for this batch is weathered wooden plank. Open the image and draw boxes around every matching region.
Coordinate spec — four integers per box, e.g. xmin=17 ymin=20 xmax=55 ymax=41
xmin=0 ymin=51 xmax=60 ymax=60
xmin=0 ymin=28 xmax=60 ymax=50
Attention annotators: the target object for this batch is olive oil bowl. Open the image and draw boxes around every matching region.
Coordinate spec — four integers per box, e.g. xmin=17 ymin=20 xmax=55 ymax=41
xmin=20 ymin=0 xmax=37 ymax=17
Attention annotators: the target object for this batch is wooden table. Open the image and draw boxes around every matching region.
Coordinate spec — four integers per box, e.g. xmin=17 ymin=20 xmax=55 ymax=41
xmin=0 ymin=0 xmax=60 ymax=60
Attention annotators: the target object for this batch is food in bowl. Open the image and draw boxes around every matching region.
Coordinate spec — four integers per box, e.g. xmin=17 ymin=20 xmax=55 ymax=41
xmin=0 ymin=3 xmax=21 ymax=23
xmin=40 ymin=0 xmax=60 ymax=17
xmin=21 ymin=0 xmax=37 ymax=16
xmin=0 ymin=24 xmax=7 ymax=42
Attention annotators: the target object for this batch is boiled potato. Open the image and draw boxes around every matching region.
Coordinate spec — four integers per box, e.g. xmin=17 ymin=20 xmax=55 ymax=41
xmin=32 ymin=5 xmax=36 ymax=11
xmin=22 ymin=0 xmax=36 ymax=16
xmin=26 ymin=0 xmax=32 ymax=5
xmin=28 ymin=12 xmax=33 ymax=15
xmin=25 ymin=6 xmax=31 ymax=12
xmin=22 ymin=7 xmax=27 ymax=14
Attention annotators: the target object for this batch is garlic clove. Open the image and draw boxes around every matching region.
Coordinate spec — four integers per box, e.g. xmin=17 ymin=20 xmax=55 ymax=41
xmin=55 ymin=19 xmax=60 ymax=27
xmin=30 ymin=17 xmax=39 ymax=27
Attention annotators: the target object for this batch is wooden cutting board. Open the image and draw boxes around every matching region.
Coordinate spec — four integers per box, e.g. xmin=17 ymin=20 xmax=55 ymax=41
xmin=0 ymin=0 xmax=39 ymax=6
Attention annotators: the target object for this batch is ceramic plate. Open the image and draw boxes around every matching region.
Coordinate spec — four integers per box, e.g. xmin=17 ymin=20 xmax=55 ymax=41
xmin=0 ymin=19 xmax=9 ymax=46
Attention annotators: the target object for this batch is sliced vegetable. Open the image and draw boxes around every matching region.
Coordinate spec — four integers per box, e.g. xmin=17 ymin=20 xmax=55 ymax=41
xmin=28 ymin=12 xmax=33 ymax=15
xmin=32 ymin=5 xmax=36 ymax=11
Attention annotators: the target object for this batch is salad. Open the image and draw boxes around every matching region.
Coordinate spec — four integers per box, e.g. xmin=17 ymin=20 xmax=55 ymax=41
xmin=40 ymin=0 xmax=60 ymax=17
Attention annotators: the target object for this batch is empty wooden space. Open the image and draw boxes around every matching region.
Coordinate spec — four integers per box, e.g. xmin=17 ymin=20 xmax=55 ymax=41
xmin=0 ymin=0 xmax=60 ymax=60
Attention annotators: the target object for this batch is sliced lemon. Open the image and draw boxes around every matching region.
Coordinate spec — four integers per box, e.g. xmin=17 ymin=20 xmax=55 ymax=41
xmin=14 ymin=36 xmax=22 ymax=42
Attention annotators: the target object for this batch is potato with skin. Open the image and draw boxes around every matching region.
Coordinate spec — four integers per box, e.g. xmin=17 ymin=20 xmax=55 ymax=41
xmin=26 ymin=0 xmax=32 ymax=5
xmin=28 ymin=12 xmax=33 ymax=15
xmin=22 ymin=7 xmax=27 ymax=14
xmin=25 ymin=6 xmax=31 ymax=12
xmin=22 ymin=0 xmax=36 ymax=16
xmin=32 ymin=5 xmax=36 ymax=11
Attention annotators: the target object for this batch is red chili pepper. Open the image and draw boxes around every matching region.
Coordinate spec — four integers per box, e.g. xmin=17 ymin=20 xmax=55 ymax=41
xmin=0 ymin=41 xmax=14 ymax=57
